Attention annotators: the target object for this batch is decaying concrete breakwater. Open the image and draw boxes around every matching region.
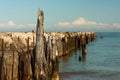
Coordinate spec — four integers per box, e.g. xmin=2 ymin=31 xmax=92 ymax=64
xmin=0 ymin=9 xmax=96 ymax=80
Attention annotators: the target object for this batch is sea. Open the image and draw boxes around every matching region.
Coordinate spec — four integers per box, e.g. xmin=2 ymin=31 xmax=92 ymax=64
xmin=59 ymin=32 xmax=120 ymax=80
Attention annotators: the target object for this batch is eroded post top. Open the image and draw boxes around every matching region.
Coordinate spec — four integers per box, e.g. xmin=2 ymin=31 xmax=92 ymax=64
xmin=38 ymin=8 xmax=44 ymax=25
xmin=38 ymin=8 xmax=41 ymax=20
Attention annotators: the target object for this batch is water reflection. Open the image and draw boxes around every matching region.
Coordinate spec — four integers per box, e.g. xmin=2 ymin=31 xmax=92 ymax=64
xmin=60 ymin=55 xmax=69 ymax=63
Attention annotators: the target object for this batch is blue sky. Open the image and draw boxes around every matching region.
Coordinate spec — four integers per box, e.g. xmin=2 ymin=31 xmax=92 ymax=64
xmin=0 ymin=0 xmax=120 ymax=32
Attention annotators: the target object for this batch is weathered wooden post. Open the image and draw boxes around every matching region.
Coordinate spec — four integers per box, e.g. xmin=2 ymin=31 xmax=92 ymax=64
xmin=85 ymin=33 xmax=89 ymax=44
xmin=47 ymin=36 xmax=52 ymax=64
xmin=0 ymin=39 xmax=5 ymax=80
xmin=81 ymin=35 xmax=87 ymax=61
xmin=62 ymin=37 xmax=65 ymax=55
xmin=64 ymin=36 xmax=68 ymax=55
xmin=77 ymin=35 xmax=80 ymax=49
xmin=51 ymin=39 xmax=59 ymax=80
xmin=32 ymin=30 xmax=35 ymax=48
xmin=33 ymin=36 xmax=35 ymax=48
xmin=18 ymin=52 xmax=24 ymax=80
xmin=81 ymin=44 xmax=87 ymax=60
xmin=12 ymin=47 xmax=15 ymax=80
xmin=75 ymin=36 xmax=78 ymax=50
xmin=24 ymin=37 xmax=31 ymax=80
xmin=79 ymin=34 xmax=87 ymax=61
xmin=62 ymin=36 xmax=68 ymax=55
xmin=34 ymin=8 xmax=48 ymax=80
xmin=79 ymin=34 xmax=82 ymax=49
xmin=27 ymin=37 xmax=30 ymax=51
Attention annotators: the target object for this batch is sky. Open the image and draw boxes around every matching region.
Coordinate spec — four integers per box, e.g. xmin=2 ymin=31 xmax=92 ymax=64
xmin=0 ymin=0 xmax=120 ymax=32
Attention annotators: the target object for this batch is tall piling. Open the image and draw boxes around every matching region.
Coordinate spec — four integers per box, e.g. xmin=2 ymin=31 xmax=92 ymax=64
xmin=34 ymin=8 xmax=48 ymax=80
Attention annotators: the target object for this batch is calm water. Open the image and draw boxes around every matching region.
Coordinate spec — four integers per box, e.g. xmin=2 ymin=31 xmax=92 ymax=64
xmin=59 ymin=32 xmax=120 ymax=80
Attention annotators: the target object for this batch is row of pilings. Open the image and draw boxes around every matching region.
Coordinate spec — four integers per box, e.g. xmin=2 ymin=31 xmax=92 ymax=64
xmin=61 ymin=32 xmax=96 ymax=56
xmin=0 ymin=9 xmax=96 ymax=80
xmin=0 ymin=32 xmax=96 ymax=80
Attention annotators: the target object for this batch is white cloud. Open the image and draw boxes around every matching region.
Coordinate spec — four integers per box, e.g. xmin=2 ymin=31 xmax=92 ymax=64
xmin=113 ymin=23 xmax=120 ymax=28
xmin=8 ymin=21 xmax=16 ymax=26
xmin=57 ymin=17 xmax=110 ymax=27
xmin=72 ymin=18 xmax=97 ymax=26
xmin=0 ymin=20 xmax=36 ymax=28
xmin=97 ymin=23 xmax=109 ymax=26
xmin=17 ymin=24 xmax=26 ymax=27
xmin=0 ymin=23 xmax=5 ymax=27
xmin=27 ymin=24 xmax=36 ymax=27
xmin=58 ymin=22 xmax=70 ymax=27
xmin=0 ymin=20 xmax=36 ymax=31
xmin=56 ymin=17 xmax=120 ymax=31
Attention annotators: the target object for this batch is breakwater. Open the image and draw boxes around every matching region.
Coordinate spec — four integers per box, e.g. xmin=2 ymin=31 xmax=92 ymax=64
xmin=0 ymin=9 xmax=96 ymax=80
xmin=0 ymin=32 xmax=96 ymax=80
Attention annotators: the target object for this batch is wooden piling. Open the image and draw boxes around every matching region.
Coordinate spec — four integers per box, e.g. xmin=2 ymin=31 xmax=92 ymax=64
xmin=85 ymin=33 xmax=89 ymax=44
xmin=62 ymin=37 xmax=65 ymax=55
xmin=79 ymin=34 xmax=87 ymax=61
xmin=25 ymin=37 xmax=31 ymax=80
xmin=51 ymin=39 xmax=59 ymax=80
xmin=18 ymin=50 xmax=21 ymax=80
xmin=27 ymin=37 xmax=30 ymax=51
xmin=63 ymin=36 xmax=67 ymax=55
xmin=75 ymin=36 xmax=78 ymax=50
xmin=33 ymin=36 xmax=35 ymax=48
xmin=81 ymin=43 xmax=87 ymax=60
xmin=77 ymin=36 xmax=80 ymax=49
xmin=0 ymin=39 xmax=5 ymax=80
xmin=12 ymin=48 xmax=14 ymax=80
xmin=34 ymin=8 xmax=48 ymax=80
xmin=79 ymin=34 xmax=82 ymax=50
xmin=47 ymin=36 xmax=52 ymax=64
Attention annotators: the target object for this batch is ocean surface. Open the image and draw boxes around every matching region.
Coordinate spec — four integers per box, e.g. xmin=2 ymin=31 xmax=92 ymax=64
xmin=59 ymin=32 xmax=120 ymax=80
